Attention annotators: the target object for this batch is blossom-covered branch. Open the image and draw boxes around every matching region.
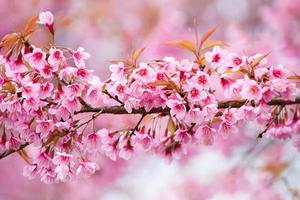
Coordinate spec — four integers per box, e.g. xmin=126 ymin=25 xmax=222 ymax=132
xmin=76 ymin=98 xmax=300 ymax=114
xmin=0 ymin=12 xmax=299 ymax=184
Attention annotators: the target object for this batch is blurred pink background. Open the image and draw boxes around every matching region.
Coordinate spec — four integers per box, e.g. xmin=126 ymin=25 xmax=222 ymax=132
xmin=0 ymin=0 xmax=300 ymax=199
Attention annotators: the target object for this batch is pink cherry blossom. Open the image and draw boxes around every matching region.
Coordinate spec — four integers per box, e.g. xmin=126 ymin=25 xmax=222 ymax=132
xmin=240 ymin=79 xmax=262 ymax=101
xmin=85 ymin=132 xmax=101 ymax=152
xmin=25 ymin=46 xmax=46 ymax=69
xmin=71 ymin=47 xmax=91 ymax=67
xmin=195 ymin=125 xmax=216 ymax=145
xmin=109 ymin=62 xmax=126 ymax=81
xmin=133 ymin=63 xmax=155 ymax=83
xmin=76 ymin=161 xmax=98 ymax=177
xmin=37 ymin=11 xmax=54 ymax=26
xmin=36 ymin=119 xmax=55 ymax=138
xmin=166 ymin=99 xmax=186 ymax=120
xmin=48 ymin=48 xmax=65 ymax=67
xmin=23 ymin=164 xmax=39 ymax=180
xmin=204 ymin=46 xmax=227 ymax=69
xmin=52 ymin=152 xmax=73 ymax=166
xmin=270 ymin=65 xmax=287 ymax=79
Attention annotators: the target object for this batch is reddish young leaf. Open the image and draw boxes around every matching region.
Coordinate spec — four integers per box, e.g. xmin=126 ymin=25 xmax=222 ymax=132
xmin=166 ymin=39 xmax=196 ymax=53
xmin=202 ymin=40 xmax=225 ymax=50
xmin=200 ymin=26 xmax=217 ymax=47
xmin=250 ymin=52 xmax=270 ymax=68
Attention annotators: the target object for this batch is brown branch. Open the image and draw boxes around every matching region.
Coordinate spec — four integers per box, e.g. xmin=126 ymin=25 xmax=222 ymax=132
xmin=75 ymin=97 xmax=300 ymax=115
xmin=0 ymin=142 xmax=29 ymax=160
xmin=1 ymin=97 xmax=300 ymax=161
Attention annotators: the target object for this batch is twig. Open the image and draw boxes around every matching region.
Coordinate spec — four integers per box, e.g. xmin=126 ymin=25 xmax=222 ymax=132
xmin=75 ymin=97 xmax=300 ymax=115
xmin=0 ymin=143 xmax=29 ymax=160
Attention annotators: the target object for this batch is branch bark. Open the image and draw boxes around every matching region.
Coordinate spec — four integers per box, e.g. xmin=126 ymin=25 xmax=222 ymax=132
xmin=75 ymin=97 xmax=300 ymax=115
xmin=1 ymin=97 xmax=300 ymax=161
xmin=0 ymin=143 xmax=29 ymax=160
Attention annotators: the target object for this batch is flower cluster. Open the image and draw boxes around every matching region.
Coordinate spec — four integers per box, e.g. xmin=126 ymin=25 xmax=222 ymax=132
xmin=0 ymin=12 xmax=299 ymax=183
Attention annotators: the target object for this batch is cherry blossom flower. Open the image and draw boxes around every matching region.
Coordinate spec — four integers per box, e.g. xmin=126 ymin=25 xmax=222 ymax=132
xmin=71 ymin=47 xmax=91 ymax=67
xmin=37 ymin=11 xmax=54 ymax=26
xmin=204 ymin=46 xmax=227 ymax=69
xmin=85 ymin=132 xmax=101 ymax=152
xmin=109 ymin=62 xmax=126 ymax=81
xmin=25 ymin=46 xmax=46 ymax=69
xmin=48 ymin=48 xmax=64 ymax=66
xmin=39 ymin=82 xmax=54 ymax=99
xmin=240 ymin=79 xmax=262 ymax=101
xmin=23 ymin=164 xmax=39 ymax=180
xmin=195 ymin=125 xmax=216 ymax=145
xmin=36 ymin=119 xmax=55 ymax=138
xmin=76 ymin=161 xmax=98 ymax=177
xmin=55 ymin=165 xmax=72 ymax=182
xmin=166 ymin=99 xmax=186 ymax=120
xmin=52 ymin=152 xmax=73 ymax=166
xmin=133 ymin=63 xmax=155 ymax=83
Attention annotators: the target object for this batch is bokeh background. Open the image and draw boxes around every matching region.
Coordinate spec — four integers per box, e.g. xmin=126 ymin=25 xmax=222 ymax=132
xmin=0 ymin=0 xmax=300 ymax=199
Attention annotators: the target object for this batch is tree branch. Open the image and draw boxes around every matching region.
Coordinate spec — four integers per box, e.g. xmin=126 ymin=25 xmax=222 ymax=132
xmin=75 ymin=97 xmax=300 ymax=115
xmin=1 ymin=97 xmax=300 ymax=161
xmin=0 ymin=143 xmax=29 ymax=160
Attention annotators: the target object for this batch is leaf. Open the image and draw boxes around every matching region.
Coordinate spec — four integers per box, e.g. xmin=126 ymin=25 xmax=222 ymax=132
xmin=194 ymin=55 xmax=206 ymax=66
xmin=166 ymin=39 xmax=196 ymax=53
xmin=211 ymin=117 xmax=222 ymax=123
xmin=165 ymin=74 xmax=180 ymax=92
xmin=149 ymin=80 xmax=170 ymax=87
xmin=261 ymin=161 xmax=288 ymax=177
xmin=23 ymin=16 xmax=39 ymax=36
xmin=200 ymin=26 xmax=217 ymax=47
xmin=18 ymin=149 xmax=31 ymax=164
xmin=0 ymin=33 xmax=19 ymax=49
xmin=288 ymin=74 xmax=300 ymax=80
xmin=132 ymin=47 xmax=146 ymax=62
xmin=250 ymin=52 xmax=270 ymax=68
xmin=2 ymin=81 xmax=16 ymax=93
xmin=167 ymin=116 xmax=176 ymax=135
xmin=43 ymin=131 xmax=65 ymax=147
xmin=202 ymin=40 xmax=225 ymax=50
xmin=140 ymin=114 xmax=155 ymax=127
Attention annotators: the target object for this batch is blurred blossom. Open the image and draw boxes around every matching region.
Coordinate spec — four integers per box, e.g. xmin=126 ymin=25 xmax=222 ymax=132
xmin=0 ymin=0 xmax=300 ymax=200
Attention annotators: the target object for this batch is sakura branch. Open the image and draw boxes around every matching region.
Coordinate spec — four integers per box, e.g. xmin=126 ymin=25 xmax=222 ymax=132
xmin=0 ymin=11 xmax=299 ymax=184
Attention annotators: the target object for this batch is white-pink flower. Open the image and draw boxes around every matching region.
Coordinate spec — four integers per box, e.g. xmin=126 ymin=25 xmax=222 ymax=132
xmin=177 ymin=59 xmax=194 ymax=72
xmin=37 ymin=11 xmax=54 ymax=26
xmin=25 ymin=46 xmax=46 ymax=69
xmin=55 ymin=165 xmax=71 ymax=182
xmin=184 ymin=82 xmax=207 ymax=103
xmin=270 ymin=65 xmax=288 ymax=79
xmin=204 ymin=46 xmax=227 ymax=69
xmin=85 ymin=132 xmax=101 ymax=152
xmin=39 ymin=82 xmax=54 ymax=99
xmin=133 ymin=63 xmax=155 ymax=83
xmin=36 ymin=119 xmax=54 ymax=138
xmin=195 ymin=125 xmax=216 ymax=145
xmin=72 ymin=47 xmax=91 ymax=67
xmin=241 ymin=79 xmax=262 ymax=101
xmin=185 ymin=108 xmax=204 ymax=124
xmin=109 ymin=62 xmax=125 ymax=81
xmin=48 ymin=48 xmax=64 ymax=66
xmin=23 ymin=164 xmax=39 ymax=180
xmin=193 ymin=71 xmax=210 ymax=88
xmin=52 ymin=152 xmax=73 ymax=166
xmin=20 ymin=83 xmax=39 ymax=99
xmin=76 ymin=161 xmax=98 ymax=177
xmin=166 ymin=99 xmax=186 ymax=120
xmin=65 ymin=84 xmax=83 ymax=99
